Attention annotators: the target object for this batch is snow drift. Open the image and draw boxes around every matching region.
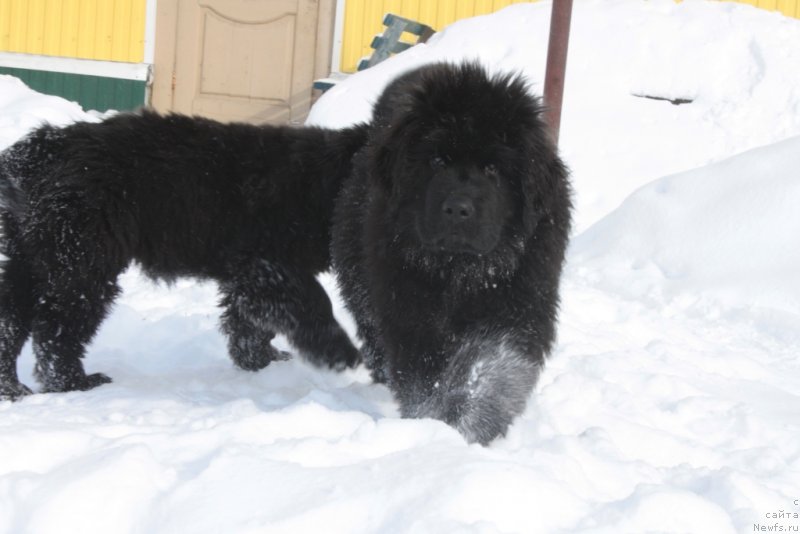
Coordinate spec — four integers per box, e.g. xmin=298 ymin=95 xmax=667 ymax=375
xmin=570 ymin=134 xmax=800 ymax=316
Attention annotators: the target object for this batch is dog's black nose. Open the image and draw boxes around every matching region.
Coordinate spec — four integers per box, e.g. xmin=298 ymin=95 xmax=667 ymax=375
xmin=441 ymin=196 xmax=475 ymax=220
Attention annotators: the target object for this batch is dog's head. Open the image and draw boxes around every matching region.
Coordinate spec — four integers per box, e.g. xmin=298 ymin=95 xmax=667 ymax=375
xmin=416 ymin=149 xmax=512 ymax=255
xmin=365 ymin=62 xmax=569 ymax=275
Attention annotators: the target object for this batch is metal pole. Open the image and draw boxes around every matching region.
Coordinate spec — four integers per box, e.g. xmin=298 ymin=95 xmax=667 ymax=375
xmin=542 ymin=0 xmax=574 ymax=145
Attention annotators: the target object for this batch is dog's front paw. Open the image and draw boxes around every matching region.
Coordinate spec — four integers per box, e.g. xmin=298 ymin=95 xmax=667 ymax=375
xmin=304 ymin=334 xmax=361 ymax=371
xmin=327 ymin=338 xmax=362 ymax=371
xmin=230 ymin=342 xmax=292 ymax=371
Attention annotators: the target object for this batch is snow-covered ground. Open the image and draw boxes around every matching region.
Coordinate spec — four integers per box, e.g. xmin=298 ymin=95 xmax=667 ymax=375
xmin=1 ymin=1 xmax=799 ymax=532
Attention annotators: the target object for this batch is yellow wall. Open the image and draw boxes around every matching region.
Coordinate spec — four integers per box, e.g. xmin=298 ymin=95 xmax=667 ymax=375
xmin=0 ymin=0 xmax=146 ymax=63
xmin=340 ymin=0 xmax=800 ymax=73
xmin=340 ymin=0 xmax=534 ymax=72
xmin=730 ymin=0 xmax=800 ymax=16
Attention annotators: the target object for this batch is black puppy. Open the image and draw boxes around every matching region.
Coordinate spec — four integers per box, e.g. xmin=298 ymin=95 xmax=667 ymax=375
xmin=332 ymin=63 xmax=572 ymax=444
xmin=0 ymin=111 xmax=364 ymax=400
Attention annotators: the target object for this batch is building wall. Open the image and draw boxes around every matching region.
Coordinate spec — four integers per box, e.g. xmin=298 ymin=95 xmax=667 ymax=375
xmin=0 ymin=0 xmax=146 ymax=62
xmin=0 ymin=66 xmax=146 ymax=110
xmin=338 ymin=0 xmax=800 ymax=73
xmin=0 ymin=0 xmax=149 ymax=111
xmin=733 ymin=0 xmax=800 ymax=16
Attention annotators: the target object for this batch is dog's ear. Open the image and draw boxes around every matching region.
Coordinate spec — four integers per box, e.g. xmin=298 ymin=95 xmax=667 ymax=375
xmin=367 ymin=111 xmax=417 ymax=192
xmin=520 ymin=134 xmax=571 ymax=237
xmin=366 ymin=131 xmax=397 ymax=192
xmin=521 ymin=174 xmax=541 ymax=236
xmin=366 ymin=78 xmax=429 ymax=192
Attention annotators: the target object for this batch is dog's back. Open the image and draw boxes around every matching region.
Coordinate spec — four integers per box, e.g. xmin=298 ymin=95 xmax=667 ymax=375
xmin=1 ymin=111 xmax=366 ymax=278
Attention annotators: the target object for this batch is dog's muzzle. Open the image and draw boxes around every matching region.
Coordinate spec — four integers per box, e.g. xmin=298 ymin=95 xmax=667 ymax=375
xmin=420 ymin=189 xmax=499 ymax=255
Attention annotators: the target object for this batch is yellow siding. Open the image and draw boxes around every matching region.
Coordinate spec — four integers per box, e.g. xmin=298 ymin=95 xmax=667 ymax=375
xmin=732 ymin=0 xmax=800 ymax=16
xmin=340 ymin=0 xmax=800 ymax=73
xmin=0 ymin=0 xmax=146 ymax=63
xmin=340 ymin=0 xmax=533 ymax=73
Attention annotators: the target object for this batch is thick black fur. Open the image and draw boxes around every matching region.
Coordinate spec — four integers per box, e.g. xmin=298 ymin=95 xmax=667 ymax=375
xmin=0 ymin=110 xmax=366 ymax=400
xmin=332 ymin=63 xmax=573 ymax=445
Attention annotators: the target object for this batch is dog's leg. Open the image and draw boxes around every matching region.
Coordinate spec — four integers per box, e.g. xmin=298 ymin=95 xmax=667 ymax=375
xmin=0 ymin=254 xmax=35 ymax=400
xmin=402 ymin=337 xmax=542 ymax=445
xmin=20 ymin=197 xmax=127 ymax=393
xmin=267 ymin=266 xmax=361 ymax=371
xmin=356 ymin=324 xmax=389 ymax=383
xmin=218 ymin=284 xmax=288 ymax=371
xmin=219 ymin=260 xmax=360 ymax=371
xmin=31 ymin=273 xmax=120 ymax=393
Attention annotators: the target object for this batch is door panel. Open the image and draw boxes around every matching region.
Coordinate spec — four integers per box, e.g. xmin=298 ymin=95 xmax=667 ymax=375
xmin=172 ymin=0 xmax=319 ymax=124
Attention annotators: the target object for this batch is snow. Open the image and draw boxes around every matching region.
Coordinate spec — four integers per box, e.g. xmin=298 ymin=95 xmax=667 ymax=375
xmin=0 ymin=76 xmax=102 ymax=152
xmin=1 ymin=0 xmax=800 ymax=533
xmin=571 ymin=135 xmax=800 ymax=317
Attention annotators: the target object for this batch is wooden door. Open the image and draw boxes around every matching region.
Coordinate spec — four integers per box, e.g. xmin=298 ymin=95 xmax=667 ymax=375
xmin=155 ymin=0 xmax=322 ymax=124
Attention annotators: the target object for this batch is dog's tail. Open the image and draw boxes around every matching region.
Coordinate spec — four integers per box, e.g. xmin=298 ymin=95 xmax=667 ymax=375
xmin=0 ymin=125 xmax=63 ymax=220
xmin=0 ymin=154 xmax=27 ymax=220
xmin=0 ymin=141 xmax=27 ymax=256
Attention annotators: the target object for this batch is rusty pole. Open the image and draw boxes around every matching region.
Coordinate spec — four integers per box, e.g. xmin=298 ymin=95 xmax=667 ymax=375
xmin=542 ymin=0 xmax=574 ymax=145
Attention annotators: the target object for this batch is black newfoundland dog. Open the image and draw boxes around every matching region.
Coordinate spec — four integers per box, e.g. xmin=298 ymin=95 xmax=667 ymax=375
xmin=332 ymin=63 xmax=573 ymax=444
xmin=0 ymin=111 xmax=365 ymax=400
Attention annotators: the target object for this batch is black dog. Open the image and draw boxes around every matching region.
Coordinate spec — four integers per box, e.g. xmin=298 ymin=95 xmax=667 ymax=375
xmin=332 ymin=63 xmax=573 ymax=444
xmin=0 ymin=111 xmax=365 ymax=400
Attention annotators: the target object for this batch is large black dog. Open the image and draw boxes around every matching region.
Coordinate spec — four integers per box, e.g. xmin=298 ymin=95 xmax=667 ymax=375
xmin=0 ymin=111 xmax=365 ymax=400
xmin=332 ymin=63 xmax=573 ymax=444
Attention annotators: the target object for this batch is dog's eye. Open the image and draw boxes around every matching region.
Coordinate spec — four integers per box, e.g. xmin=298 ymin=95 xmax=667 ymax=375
xmin=430 ymin=156 xmax=447 ymax=169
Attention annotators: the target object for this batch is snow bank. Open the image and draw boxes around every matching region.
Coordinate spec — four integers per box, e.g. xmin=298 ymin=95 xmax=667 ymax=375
xmin=0 ymin=75 xmax=98 ymax=151
xmin=309 ymin=0 xmax=800 ymax=232
xmin=570 ymin=134 xmax=800 ymax=316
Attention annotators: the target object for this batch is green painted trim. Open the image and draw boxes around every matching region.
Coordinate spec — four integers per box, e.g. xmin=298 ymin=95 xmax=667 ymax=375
xmin=0 ymin=67 xmax=146 ymax=112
